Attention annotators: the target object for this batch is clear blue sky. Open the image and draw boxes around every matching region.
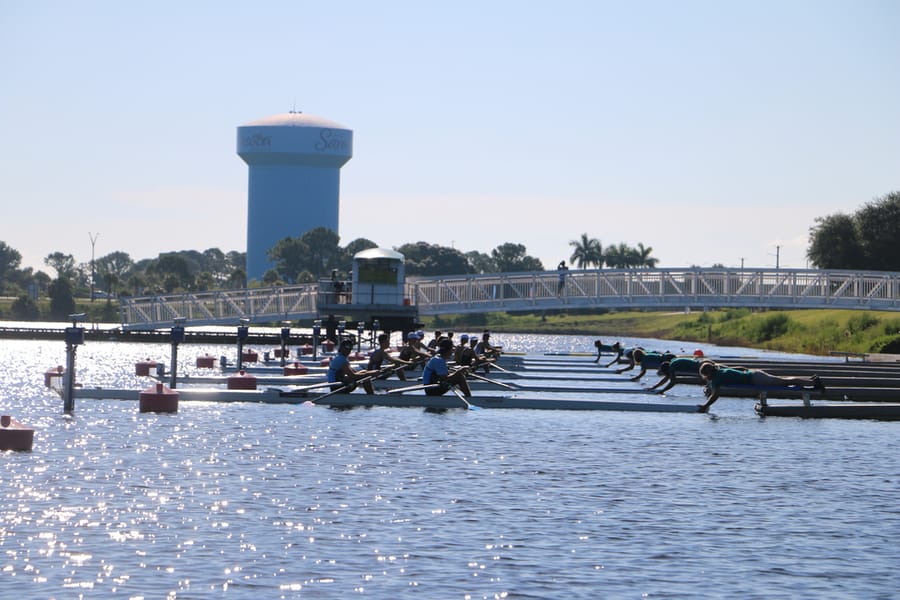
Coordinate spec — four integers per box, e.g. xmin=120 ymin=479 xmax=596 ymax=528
xmin=2 ymin=0 xmax=898 ymax=274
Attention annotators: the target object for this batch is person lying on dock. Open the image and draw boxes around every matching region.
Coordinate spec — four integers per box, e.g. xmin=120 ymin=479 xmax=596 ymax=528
xmin=603 ymin=345 xmax=630 ymax=368
xmin=697 ymin=361 xmax=825 ymax=413
xmin=618 ymin=348 xmax=676 ymax=381
xmin=612 ymin=347 xmax=644 ymax=373
xmin=368 ymin=333 xmax=413 ymax=381
xmin=593 ymin=340 xmax=622 ymax=363
xmin=647 ymin=357 xmax=705 ymax=393
xmin=423 ymin=339 xmax=473 ymax=397
xmin=328 ymin=339 xmax=377 ymax=394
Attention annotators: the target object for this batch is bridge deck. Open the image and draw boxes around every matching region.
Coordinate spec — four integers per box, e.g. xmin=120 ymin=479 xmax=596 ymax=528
xmin=119 ymin=268 xmax=900 ymax=329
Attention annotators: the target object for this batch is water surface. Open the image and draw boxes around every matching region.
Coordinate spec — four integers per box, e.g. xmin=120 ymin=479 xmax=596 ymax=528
xmin=1 ymin=334 xmax=897 ymax=598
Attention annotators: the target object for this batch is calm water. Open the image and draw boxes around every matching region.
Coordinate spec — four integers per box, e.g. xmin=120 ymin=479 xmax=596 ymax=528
xmin=1 ymin=332 xmax=898 ymax=599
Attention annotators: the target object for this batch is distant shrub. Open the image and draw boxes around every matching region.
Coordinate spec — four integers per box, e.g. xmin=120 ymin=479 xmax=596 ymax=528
xmin=869 ymin=335 xmax=900 ymax=354
xmin=11 ymin=295 xmax=39 ymax=319
xmin=719 ymin=308 xmax=750 ymax=322
xmin=749 ymin=313 xmax=792 ymax=342
xmin=847 ymin=313 xmax=880 ymax=333
xmin=695 ymin=312 xmax=714 ymax=325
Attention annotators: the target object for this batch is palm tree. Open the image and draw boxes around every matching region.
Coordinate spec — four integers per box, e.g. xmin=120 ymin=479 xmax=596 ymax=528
xmin=603 ymin=243 xmax=631 ymax=268
xmin=569 ymin=233 xmax=603 ymax=268
xmin=635 ymin=243 xmax=658 ymax=268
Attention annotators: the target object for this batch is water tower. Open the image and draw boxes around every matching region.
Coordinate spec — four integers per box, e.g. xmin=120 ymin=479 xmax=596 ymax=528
xmin=237 ymin=111 xmax=353 ymax=281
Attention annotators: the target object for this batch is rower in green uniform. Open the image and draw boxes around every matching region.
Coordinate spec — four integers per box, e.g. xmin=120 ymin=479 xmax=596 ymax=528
xmin=593 ymin=340 xmax=622 ymax=364
xmin=647 ymin=357 xmax=705 ymax=393
xmin=698 ymin=361 xmax=824 ymax=413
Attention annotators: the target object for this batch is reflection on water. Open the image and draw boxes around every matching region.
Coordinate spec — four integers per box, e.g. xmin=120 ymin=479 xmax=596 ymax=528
xmin=1 ymin=334 xmax=898 ymax=598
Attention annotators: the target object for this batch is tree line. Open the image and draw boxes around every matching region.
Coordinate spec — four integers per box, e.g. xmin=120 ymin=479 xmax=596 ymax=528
xmin=806 ymin=191 xmax=900 ymax=271
xmin=0 ymin=229 xmax=662 ymax=320
xmin=4 ymin=188 xmax=897 ymax=320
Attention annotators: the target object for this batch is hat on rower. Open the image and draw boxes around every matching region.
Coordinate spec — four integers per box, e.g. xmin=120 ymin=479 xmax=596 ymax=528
xmin=407 ymin=332 xmax=418 ymax=340
xmin=460 ymin=334 xmax=469 ymax=341
xmin=416 ymin=330 xmax=425 ymax=338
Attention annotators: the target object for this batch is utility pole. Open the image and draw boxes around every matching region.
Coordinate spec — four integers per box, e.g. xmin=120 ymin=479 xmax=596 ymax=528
xmin=776 ymin=245 xmax=780 ymax=270
xmin=88 ymin=232 xmax=100 ymax=301
xmin=740 ymin=257 xmax=745 ymax=270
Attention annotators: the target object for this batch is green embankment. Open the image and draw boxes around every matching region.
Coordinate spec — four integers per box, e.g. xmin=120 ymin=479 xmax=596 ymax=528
xmin=427 ymin=309 xmax=900 ymax=356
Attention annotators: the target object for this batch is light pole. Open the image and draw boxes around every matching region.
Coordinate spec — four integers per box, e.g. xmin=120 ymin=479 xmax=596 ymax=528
xmin=88 ymin=232 xmax=99 ymax=301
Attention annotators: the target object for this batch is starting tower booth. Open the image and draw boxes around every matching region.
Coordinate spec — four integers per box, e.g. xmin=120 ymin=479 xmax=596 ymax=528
xmin=317 ymin=248 xmax=418 ymax=336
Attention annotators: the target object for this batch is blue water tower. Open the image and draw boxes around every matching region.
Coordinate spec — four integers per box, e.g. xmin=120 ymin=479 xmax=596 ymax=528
xmin=237 ymin=111 xmax=353 ymax=282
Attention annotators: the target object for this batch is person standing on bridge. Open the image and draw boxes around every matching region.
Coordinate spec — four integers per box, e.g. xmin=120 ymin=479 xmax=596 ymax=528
xmin=557 ymin=261 xmax=569 ymax=295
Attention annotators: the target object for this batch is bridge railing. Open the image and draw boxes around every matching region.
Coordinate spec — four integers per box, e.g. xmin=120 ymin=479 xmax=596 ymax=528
xmin=120 ymin=285 xmax=318 ymax=330
xmin=119 ymin=268 xmax=900 ymax=329
xmin=410 ymin=268 xmax=900 ymax=314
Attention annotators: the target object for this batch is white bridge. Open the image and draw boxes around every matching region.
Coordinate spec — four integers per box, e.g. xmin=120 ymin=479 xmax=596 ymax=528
xmin=119 ymin=267 xmax=900 ymax=330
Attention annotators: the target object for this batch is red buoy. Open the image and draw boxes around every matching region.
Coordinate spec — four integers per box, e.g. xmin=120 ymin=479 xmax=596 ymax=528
xmin=299 ymin=344 xmax=314 ymax=355
xmin=139 ymin=383 xmax=179 ymax=413
xmin=693 ymin=349 xmax=705 ymax=358
xmin=135 ymin=359 xmax=160 ymax=376
xmin=284 ymin=363 xmax=308 ymax=376
xmin=241 ymin=350 xmax=259 ymax=363
xmin=0 ymin=415 xmax=34 ymax=451
xmin=319 ymin=357 xmax=332 ymax=367
xmin=322 ymin=340 xmax=335 ymax=352
xmin=227 ymin=370 xmax=257 ymax=390
xmin=44 ymin=365 xmax=65 ymax=388
xmin=196 ymin=354 xmax=216 ymax=368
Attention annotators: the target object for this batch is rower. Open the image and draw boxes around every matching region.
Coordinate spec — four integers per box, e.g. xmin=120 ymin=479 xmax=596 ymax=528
xmin=619 ymin=349 xmax=676 ymax=381
xmin=647 ymin=357 xmax=706 ymax=393
xmin=327 ymin=339 xmax=376 ymax=394
xmin=474 ymin=330 xmax=501 ymax=359
xmin=593 ymin=340 xmax=622 ymax=364
xmin=423 ymin=339 xmax=472 ymax=397
xmin=368 ymin=333 xmax=412 ymax=381
xmin=697 ymin=361 xmax=825 ymax=413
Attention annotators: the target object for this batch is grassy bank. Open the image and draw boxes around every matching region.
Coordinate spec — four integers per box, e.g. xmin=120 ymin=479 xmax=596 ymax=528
xmin=427 ymin=308 xmax=900 ymax=356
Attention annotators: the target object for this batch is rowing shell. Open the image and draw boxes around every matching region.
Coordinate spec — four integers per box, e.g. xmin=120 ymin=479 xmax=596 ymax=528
xmin=68 ymin=387 xmax=699 ymax=412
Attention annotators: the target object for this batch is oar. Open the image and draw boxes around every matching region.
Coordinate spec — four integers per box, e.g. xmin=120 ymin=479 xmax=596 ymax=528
xmin=448 ymin=385 xmax=480 ymax=410
xmin=311 ymin=362 xmax=406 ymax=402
xmin=467 ymin=371 xmax=521 ymax=390
xmin=278 ymin=380 xmax=339 ymax=397
xmin=312 ymin=380 xmax=359 ymax=402
xmin=384 ymin=383 xmax=443 ymax=394
xmin=477 ymin=359 xmax=514 ymax=374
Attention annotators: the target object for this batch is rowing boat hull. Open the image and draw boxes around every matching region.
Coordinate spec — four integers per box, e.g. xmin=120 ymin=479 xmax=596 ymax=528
xmin=69 ymin=387 xmax=699 ymax=412
xmin=756 ymin=402 xmax=900 ymax=420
